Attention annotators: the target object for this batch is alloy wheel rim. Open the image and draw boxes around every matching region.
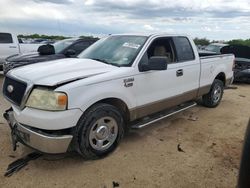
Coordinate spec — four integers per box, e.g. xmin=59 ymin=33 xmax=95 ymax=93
xmin=213 ymin=85 xmax=222 ymax=103
xmin=89 ymin=116 xmax=118 ymax=151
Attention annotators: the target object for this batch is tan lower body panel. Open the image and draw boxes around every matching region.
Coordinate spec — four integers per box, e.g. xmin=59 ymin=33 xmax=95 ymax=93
xmin=197 ymin=85 xmax=211 ymax=97
xmin=129 ymin=77 xmax=233 ymax=121
xmin=130 ymin=89 xmax=198 ymax=121
xmin=197 ymin=76 xmax=233 ymax=97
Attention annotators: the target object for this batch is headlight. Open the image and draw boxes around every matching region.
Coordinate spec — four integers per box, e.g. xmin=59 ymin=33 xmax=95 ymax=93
xmin=3 ymin=61 xmax=9 ymax=71
xmin=3 ymin=61 xmax=13 ymax=74
xmin=26 ymin=88 xmax=68 ymax=111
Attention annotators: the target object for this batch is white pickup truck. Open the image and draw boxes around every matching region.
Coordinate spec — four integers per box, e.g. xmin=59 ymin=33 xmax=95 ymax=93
xmin=0 ymin=32 xmax=41 ymax=70
xmin=2 ymin=34 xmax=234 ymax=159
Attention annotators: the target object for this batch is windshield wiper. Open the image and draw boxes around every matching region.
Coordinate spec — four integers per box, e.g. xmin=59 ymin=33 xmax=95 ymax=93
xmin=90 ymin=58 xmax=120 ymax=67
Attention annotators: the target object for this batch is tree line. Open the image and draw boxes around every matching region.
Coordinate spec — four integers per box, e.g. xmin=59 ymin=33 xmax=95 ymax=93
xmin=18 ymin=34 xmax=99 ymax=41
xmin=193 ymin=37 xmax=250 ymax=47
xmin=17 ymin=34 xmax=250 ymax=47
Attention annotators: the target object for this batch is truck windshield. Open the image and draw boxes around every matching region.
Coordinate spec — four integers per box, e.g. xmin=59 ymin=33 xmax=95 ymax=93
xmin=78 ymin=35 xmax=148 ymax=67
xmin=53 ymin=39 xmax=76 ymax=54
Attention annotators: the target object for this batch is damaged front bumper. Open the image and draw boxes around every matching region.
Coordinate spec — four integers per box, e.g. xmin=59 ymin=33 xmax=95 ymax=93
xmin=3 ymin=108 xmax=73 ymax=154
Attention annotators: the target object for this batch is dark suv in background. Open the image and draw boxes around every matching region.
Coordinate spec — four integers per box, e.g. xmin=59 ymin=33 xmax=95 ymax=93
xmin=221 ymin=45 xmax=250 ymax=83
xmin=3 ymin=38 xmax=98 ymax=74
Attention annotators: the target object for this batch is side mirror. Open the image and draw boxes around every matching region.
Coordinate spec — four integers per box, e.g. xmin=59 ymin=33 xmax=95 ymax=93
xmin=65 ymin=49 xmax=76 ymax=57
xmin=139 ymin=56 xmax=168 ymax=72
xmin=37 ymin=44 xmax=55 ymax=55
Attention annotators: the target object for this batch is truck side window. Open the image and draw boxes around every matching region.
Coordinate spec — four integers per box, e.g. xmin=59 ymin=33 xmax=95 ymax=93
xmin=173 ymin=37 xmax=195 ymax=62
xmin=0 ymin=33 xmax=13 ymax=44
xmin=139 ymin=37 xmax=176 ymax=65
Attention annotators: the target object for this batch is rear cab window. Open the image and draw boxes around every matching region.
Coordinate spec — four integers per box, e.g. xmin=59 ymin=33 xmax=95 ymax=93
xmin=0 ymin=33 xmax=13 ymax=44
xmin=173 ymin=37 xmax=195 ymax=62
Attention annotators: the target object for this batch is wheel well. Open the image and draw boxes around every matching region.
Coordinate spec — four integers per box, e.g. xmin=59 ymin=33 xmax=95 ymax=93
xmin=215 ymin=72 xmax=226 ymax=85
xmin=94 ymin=98 xmax=130 ymax=123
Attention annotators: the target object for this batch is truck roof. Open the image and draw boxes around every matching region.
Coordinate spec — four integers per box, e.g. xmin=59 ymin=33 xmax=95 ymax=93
xmin=110 ymin=33 xmax=189 ymax=38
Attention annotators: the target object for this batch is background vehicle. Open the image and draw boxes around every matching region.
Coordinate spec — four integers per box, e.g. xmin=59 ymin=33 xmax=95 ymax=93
xmin=221 ymin=45 xmax=250 ymax=83
xmin=3 ymin=38 xmax=98 ymax=74
xmin=3 ymin=34 xmax=234 ymax=159
xmin=0 ymin=32 xmax=42 ymax=70
xmin=238 ymin=120 xmax=250 ymax=188
xmin=204 ymin=43 xmax=228 ymax=54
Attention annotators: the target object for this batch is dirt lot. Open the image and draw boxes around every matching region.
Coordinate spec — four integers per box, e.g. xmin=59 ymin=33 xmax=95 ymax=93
xmin=0 ymin=73 xmax=249 ymax=188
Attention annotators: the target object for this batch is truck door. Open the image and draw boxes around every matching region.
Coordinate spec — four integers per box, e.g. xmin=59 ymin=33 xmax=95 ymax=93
xmin=134 ymin=36 xmax=200 ymax=119
xmin=171 ymin=36 xmax=200 ymax=96
xmin=0 ymin=33 xmax=19 ymax=63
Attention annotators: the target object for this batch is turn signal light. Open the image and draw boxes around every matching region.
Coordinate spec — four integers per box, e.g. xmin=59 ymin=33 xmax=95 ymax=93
xmin=57 ymin=95 xmax=68 ymax=106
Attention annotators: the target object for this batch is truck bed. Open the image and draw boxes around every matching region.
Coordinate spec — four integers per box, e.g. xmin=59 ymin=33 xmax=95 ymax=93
xmin=198 ymin=53 xmax=234 ymax=88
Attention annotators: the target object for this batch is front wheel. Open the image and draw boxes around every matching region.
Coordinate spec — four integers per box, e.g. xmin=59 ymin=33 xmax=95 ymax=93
xmin=202 ymin=79 xmax=224 ymax=108
xmin=76 ymin=103 xmax=124 ymax=159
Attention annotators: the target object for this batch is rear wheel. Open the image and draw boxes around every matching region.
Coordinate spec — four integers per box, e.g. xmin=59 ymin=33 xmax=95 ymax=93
xmin=202 ymin=79 xmax=224 ymax=108
xmin=76 ymin=103 xmax=124 ymax=159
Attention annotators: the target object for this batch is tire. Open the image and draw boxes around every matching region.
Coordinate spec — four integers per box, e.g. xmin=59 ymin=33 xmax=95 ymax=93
xmin=202 ymin=79 xmax=224 ymax=108
xmin=75 ymin=103 xmax=124 ymax=159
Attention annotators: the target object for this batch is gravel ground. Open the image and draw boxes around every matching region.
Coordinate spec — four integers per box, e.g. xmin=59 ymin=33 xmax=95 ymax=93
xmin=0 ymin=74 xmax=249 ymax=188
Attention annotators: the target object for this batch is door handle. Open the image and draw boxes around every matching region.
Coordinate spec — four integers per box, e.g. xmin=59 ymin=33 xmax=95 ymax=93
xmin=176 ymin=69 xmax=183 ymax=77
xmin=9 ymin=46 xmax=17 ymax=48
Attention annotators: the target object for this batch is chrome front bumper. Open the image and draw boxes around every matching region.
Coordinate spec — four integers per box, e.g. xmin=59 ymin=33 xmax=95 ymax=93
xmin=4 ymin=109 xmax=73 ymax=154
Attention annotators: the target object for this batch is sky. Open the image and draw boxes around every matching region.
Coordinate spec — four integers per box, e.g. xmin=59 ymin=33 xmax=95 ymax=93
xmin=0 ymin=0 xmax=250 ymax=40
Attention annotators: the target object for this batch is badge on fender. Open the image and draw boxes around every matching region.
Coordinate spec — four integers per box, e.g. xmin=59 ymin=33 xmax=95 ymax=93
xmin=124 ymin=78 xmax=134 ymax=87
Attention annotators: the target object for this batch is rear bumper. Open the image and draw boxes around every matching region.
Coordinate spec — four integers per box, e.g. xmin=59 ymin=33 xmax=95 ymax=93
xmin=4 ymin=109 xmax=73 ymax=154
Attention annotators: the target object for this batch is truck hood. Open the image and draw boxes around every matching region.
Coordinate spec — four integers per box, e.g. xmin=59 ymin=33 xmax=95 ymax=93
xmin=8 ymin=58 xmax=118 ymax=86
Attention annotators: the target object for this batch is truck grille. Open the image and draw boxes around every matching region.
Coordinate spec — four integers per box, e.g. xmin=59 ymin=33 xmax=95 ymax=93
xmin=3 ymin=76 xmax=27 ymax=106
